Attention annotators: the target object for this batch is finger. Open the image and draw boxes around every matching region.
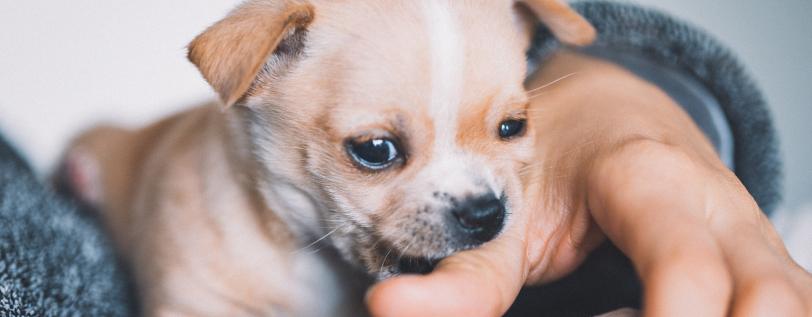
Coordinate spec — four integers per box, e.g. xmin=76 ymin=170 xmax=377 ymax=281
xmin=367 ymin=207 xmax=531 ymax=317
xmin=712 ymin=218 xmax=808 ymax=316
xmin=620 ymin=216 xmax=731 ymax=317
xmin=587 ymin=140 xmax=733 ymax=316
xmin=703 ymin=172 xmax=811 ymax=315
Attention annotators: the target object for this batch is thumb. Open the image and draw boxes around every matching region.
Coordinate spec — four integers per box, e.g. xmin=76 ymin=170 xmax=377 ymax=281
xmin=366 ymin=209 xmax=530 ymax=317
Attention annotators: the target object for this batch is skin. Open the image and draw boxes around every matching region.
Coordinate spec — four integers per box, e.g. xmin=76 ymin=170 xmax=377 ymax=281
xmin=366 ymin=51 xmax=812 ymax=316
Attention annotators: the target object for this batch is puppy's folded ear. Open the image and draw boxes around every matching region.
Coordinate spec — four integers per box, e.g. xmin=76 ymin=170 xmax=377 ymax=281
xmin=188 ymin=0 xmax=314 ymax=108
xmin=518 ymin=0 xmax=595 ymax=46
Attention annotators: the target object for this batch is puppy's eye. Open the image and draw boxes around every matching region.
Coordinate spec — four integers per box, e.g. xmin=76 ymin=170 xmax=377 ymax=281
xmin=498 ymin=119 xmax=526 ymax=139
xmin=347 ymin=138 xmax=401 ymax=170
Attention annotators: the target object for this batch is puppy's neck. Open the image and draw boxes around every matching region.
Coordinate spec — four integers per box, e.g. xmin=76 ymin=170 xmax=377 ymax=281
xmin=224 ymin=109 xmax=328 ymax=246
xmin=259 ymin=179 xmax=328 ymax=243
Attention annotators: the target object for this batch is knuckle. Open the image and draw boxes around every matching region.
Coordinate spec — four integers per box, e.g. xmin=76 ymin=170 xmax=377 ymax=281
xmin=643 ymin=252 xmax=733 ymax=313
xmin=743 ymin=275 xmax=795 ymax=299
xmin=592 ymin=139 xmax=703 ymax=198
xmin=648 ymin=252 xmax=732 ymax=296
xmin=605 ymin=138 xmax=696 ymax=174
xmin=734 ymin=275 xmax=805 ymax=316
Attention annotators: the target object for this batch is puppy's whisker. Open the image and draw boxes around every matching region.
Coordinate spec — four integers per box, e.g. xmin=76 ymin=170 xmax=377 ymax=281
xmin=293 ymin=225 xmax=344 ymax=254
xmin=379 ymin=233 xmax=411 ymax=275
xmin=368 ymin=236 xmax=384 ymax=251
xmin=528 ymin=92 xmax=551 ymax=101
xmin=526 ymin=72 xmax=578 ymax=94
xmin=517 ymin=137 xmax=600 ymax=178
xmin=526 ymin=107 xmax=552 ymax=113
xmin=398 ymin=235 xmax=418 ymax=260
xmin=379 ymin=247 xmax=395 ymax=275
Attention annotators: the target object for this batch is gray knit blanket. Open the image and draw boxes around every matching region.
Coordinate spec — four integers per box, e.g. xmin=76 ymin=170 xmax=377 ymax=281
xmin=0 ymin=136 xmax=132 ymax=316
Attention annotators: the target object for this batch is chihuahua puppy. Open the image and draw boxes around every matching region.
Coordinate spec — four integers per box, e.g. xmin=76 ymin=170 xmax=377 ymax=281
xmin=63 ymin=0 xmax=594 ymax=316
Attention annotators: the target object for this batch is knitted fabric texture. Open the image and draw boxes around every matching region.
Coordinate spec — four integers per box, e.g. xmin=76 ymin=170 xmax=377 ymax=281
xmin=0 ymin=136 xmax=132 ymax=317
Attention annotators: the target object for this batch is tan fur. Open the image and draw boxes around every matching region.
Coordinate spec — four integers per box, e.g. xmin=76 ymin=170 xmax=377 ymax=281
xmin=188 ymin=0 xmax=315 ymax=108
xmin=520 ymin=0 xmax=597 ymax=46
xmin=63 ymin=1 xmax=594 ymax=315
xmin=73 ymin=108 xmax=297 ymax=315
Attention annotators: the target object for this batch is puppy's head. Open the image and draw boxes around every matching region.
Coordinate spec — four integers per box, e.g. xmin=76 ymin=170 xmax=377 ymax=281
xmin=189 ymin=0 xmax=593 ymax=278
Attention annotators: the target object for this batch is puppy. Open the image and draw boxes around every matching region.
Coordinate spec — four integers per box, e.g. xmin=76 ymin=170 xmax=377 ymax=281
xmin=63 ymin=0 xmax=594 ymax=316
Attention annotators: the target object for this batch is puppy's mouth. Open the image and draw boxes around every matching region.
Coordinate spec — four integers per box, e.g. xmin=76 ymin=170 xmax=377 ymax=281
xmin=370 ymin=241 xmax=443 ymax=278
xmin=396 ymin=256 xmax=438 ymax=275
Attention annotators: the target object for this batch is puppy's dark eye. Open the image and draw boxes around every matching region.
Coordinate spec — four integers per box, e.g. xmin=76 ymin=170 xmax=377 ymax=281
xmin=347 ymin=138 xmax=401 ymax=170
xmin=498 ymin=119 xmax=526 ymax=139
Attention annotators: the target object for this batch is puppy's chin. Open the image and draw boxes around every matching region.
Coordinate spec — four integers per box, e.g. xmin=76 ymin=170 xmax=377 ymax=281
xmin=342 ymin=237 xmax=445 ymax=280
xmin=373 ymin=255 xmax=440 ymax=280
xmin=350 ymin=228 xmax=500 ymax=279
xmin=364 ymin=241 xmax=458 ymax=279
xmin=395 ymin=256 xmax=439 ymax=275
xmin=331 ymin=201 xmax=509 ymax=279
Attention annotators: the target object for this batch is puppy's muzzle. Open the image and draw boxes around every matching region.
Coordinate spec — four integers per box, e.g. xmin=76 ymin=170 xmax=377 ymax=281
xmin=392 ymin=193 xmax=506 ymax=276
xmin=450 ymin=193 xmax=506 ymax=244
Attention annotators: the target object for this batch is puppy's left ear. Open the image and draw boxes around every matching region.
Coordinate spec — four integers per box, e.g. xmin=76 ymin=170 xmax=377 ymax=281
xmin=188 ymin=0 xmax=315 ymax=108
xmin=518 ymin=0 xmax=595 ymax=46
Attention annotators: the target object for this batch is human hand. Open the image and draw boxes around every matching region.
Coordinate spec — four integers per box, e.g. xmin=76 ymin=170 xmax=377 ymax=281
xmin=366 ymin=51 xmax=812 ymax=317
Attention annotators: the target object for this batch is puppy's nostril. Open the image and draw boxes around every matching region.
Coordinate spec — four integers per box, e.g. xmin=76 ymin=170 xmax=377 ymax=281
xmin=451 ymin=194 xmax=505 ymax=243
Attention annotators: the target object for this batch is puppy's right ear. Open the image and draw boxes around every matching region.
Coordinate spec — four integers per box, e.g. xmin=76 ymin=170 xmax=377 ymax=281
xmin=188 ymin=0 xmax=314 ymax=108
xmin=518 ymin=0 xmax=595 ymax=46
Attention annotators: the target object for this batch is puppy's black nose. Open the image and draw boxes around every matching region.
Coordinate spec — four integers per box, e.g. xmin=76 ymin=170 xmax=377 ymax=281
xmin=451 ymin=194 xmax=505 ymax=243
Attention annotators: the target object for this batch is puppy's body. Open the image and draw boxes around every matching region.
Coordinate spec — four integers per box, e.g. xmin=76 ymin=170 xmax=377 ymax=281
xmin=65 ymin=1 xmax=594 ymax=315
xmin=72 ymin=106 xmax=367 ymax=316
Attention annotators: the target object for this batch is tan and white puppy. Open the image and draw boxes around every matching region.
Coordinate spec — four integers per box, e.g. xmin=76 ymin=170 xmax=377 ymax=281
xmin=62 ymin=0 xmax=594 ymax=316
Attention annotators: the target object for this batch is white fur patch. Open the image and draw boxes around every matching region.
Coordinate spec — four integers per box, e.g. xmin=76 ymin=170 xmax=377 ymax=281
xmin=421 ymin=0 xmax=483 ymax=196
xmin=418 ymin=1 xmax=505 ymax=198
xmin=423 ymin=0 xmax=463 ymax=149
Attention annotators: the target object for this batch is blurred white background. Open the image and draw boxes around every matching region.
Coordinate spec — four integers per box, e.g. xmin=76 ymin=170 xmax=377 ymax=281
xmin=0 ymin=0 xmax=809 ymax=212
